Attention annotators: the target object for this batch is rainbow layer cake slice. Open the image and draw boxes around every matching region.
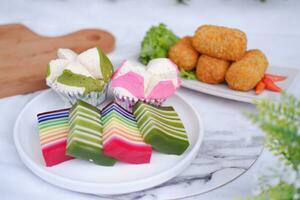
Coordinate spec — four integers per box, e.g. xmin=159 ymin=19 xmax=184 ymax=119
xmin=133 ymin=102 xmax=189 ymax=155
xmin=67 ymin=100 xmax=116 ymax=166
xmin=102 ymin=102 xmax=152 ymax=164
xmin=37 ymin=108 xmax=73 ymax=167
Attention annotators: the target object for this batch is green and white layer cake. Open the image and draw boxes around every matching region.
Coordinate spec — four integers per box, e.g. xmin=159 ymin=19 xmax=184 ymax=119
xmin=67 ymin=100 xmax=116 ymax=166
xmin=133 ymin=101 xmax=189 ymax=155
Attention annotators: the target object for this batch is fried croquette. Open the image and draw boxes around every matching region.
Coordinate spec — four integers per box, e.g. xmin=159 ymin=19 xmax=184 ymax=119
xmin=192 ymin=25 xmax=247 ymax=61
xmin=225 ymin=49 xmax=269 ymax=91
xmin=196 ymin=55 xmax=230 ymax=84
xmin=177 ymin=36 xmax=192 ymax=45
xmin=168 ymin=36 xmax=199 ymax=71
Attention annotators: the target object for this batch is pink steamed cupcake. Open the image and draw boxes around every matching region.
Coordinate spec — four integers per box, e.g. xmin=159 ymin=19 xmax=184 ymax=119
xmin=111 ymin=58 xmax=181 ymax=110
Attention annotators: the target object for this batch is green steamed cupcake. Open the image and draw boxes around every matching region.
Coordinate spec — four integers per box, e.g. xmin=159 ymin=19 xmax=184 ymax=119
xmin=46 ymin=47 xmax=114 ymax=106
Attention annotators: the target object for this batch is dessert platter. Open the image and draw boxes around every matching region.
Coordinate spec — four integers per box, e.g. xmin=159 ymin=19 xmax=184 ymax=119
xmin=14 ymin=47 xmax=204 ymax=194
xmin=13 ymin=23 xmax=294 ymax=197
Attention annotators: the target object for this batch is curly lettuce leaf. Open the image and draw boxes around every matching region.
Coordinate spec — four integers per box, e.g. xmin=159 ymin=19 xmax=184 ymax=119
xmin=179 ymin=68 xmax=197 ymax=80
xmin=139 ymin=23 xmax=179 ymax=65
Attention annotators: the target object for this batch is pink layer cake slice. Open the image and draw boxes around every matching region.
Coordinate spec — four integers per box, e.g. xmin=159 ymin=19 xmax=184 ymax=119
xmin=37 ymin=108 xmax=73 ymax=167
xmin=102 ymin=102 xmax=152 ymax=164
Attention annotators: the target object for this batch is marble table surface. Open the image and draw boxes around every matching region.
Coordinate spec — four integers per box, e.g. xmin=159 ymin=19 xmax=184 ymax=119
xmin=1 ymin=0 xmax=300 ymax=199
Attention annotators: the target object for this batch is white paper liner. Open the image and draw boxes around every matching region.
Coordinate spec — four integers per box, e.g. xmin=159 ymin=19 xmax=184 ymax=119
xmin=113 ymin=90 xmax=166 ymax=112
xmin=49 ymin=83 xmax=108 ymax=107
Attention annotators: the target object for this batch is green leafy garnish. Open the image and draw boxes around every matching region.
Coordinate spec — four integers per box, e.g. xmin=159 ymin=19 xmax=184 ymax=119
xmin=139 ymin=23 xmax=179 ymax=65
xmin=179 ymin=68 xmax=197 ymax=80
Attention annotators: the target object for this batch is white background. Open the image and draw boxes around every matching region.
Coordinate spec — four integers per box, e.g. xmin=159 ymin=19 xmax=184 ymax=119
xmin=0 ymin=0 xmax=300 ymax=199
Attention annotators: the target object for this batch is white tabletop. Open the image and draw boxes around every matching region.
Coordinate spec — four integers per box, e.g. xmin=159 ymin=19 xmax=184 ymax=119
xmin=1 ymin=0 xmax=300 ymax=199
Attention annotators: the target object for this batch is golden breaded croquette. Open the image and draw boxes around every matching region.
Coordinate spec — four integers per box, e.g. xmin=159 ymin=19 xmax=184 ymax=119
xmin=225 ymin=49 xmax=268 ymax=91
xmin=168 ymin=36 xmax=199 ymax=71
xmin=196 ymin=55 xmax=230 ymax=84
xmin=177 ymin=36 xmax=192 ymax=45
xmin=192 ymin=25 xmax=247 ymax=61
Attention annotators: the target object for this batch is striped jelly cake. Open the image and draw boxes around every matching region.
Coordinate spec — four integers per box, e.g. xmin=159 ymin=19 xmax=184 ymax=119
xmin=37 ymin=108 xmax=73 ymax=167
xmin=66 ymin=100 xmax=115 ymax=166
xmin=133 ymin=101 xmax=189 ymax=155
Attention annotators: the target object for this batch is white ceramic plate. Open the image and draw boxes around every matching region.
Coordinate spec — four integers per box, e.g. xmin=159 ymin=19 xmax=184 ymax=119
xmin=182 ymin=66 xmax=299 ymax=103
xmin=13 ymin=89 xmax=204 ymax=195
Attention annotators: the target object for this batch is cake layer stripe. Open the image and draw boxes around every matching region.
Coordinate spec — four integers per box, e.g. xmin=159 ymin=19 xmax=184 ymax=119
xmin=139 ymin=119 xmax=186 ymax=136
xmin=103 ymin=120 xmax=140 ymax=134
xmin=104 ymin=134 xmax=148 ymax=147
xmin=69 ymin=100 xmax=100 ymax=115
xmin=133 ymin=102 xmax=189 ymax=155
xmin=102 ymin=111 xmax=136 ymax=124
xmin=37 ymin=108 xmax=69 ymax=116
xmin=103 ymin=123 xmax=141 ymax=136
xmin=39 ymin=125 xmax=69 ymax=136
xmin=67 ymin=137 xmax=102 ymax=150
xmin=40 ymin=130 xmax=68 ymax=141
xmin=142 ymin=123 xmax=188 ymax=141
xmin=69 ymin=117 xmax=102 ymax=132
xmin=69 ymin=112 xmax=100 ymax=124
xmin=37 ymin=109 xmax=73 ymax=167
xmin=137 ymin=111 xmax=185 ymax=129
xmin=102 ymin=101 xmax=135 ymax=115
xmin=69 ymin=110 xmax=101 ymax=123
xmin=67 ymin=100 xmax=115 ymax=166
xmin=38 ymin=119 xmax=69 ymax=129
xmin=38 ymin=113 xmax=69 ymax=122
xmin=69 ymin=105 xmax=100 ymax=120
xmin=102 ymin=106 xmax=135 ymax=120
xmin=103 ymin=116 xmax=138 ymax=129
xmin=41 ymin=134 xmax=68 ymax=146
xmin=103 ymin=128 xmax=144 ymax=142
xmin=41 ymin=137 xmax=66 ymax=148
xmin=69 ymin=125 xmax=102 ymax=137
xmin=134 ymin=103 xmax=178 ymax=117
xmin=102 ymin=116 xmax=135 ymax=126
xmin=68 ymin=132 xmax=101 ymax=147
xmin=102 ymin=102 xmax=152 ymax=164
xmin=135 ymin=106 xmax=181 ymax=121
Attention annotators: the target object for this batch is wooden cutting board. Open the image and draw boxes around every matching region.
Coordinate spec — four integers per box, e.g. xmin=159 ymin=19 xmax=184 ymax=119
xmin=0 ymin=23 xmax=115 ymax=98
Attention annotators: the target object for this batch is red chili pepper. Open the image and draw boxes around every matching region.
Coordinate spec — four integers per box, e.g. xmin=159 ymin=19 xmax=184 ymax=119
xmin=255 ymin=81 xmax=265 ymax=95
xmin=264 ymin=73 xmax=287 ymax=82
xmin=263 ymin=76 xmax=283 ymax=92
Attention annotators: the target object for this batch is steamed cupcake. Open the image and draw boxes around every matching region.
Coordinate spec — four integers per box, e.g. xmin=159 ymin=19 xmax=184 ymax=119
xmin=111 ymin=58 xmax=181 ymax=110
xmin=46 ymin=47 xmax=114 ymax=106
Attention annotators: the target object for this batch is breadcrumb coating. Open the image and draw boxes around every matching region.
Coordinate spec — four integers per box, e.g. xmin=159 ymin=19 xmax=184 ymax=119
xmin=192 ymin=25 xmax=247 ymax=61
xmin=196 ymin=55 xmax=230 ymax=84
xmin=168 ymin=36 xmax=199 ymax=71
xmin=225 ymin=49 xmax=269 ymax=91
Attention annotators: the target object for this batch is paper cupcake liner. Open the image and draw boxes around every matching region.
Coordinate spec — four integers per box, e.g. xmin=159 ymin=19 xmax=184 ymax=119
xmin=113 ymin=91 xmax=166 ymax=112
xmin=49 ymin=83 xmax=108 ymax=107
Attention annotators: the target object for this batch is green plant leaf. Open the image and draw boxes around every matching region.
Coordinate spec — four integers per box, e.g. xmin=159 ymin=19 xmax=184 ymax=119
xmin=139 ymin=23 xmax=179 ymax=65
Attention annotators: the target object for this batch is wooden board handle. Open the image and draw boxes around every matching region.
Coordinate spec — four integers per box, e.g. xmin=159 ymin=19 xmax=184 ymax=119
xmin=0 ymin=23 xmax=115 ymax=98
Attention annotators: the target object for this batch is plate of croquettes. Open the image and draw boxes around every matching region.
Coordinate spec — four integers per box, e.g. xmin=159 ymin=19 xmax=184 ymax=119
xmin=167 ymin=25 xmax=300 ymax=103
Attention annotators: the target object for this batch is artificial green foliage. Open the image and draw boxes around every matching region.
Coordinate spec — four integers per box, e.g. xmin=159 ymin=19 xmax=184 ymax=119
xmin=244 ymin=182 xmax=298 ymax=200
xmin=139 ymin=23 xmax=179 ymax=65
xmin=179 ymin=68 xmax=197 ymax=80
xmin=245 ymin=93 xmax=300 ymax=200
xmin=248 ymin=93 xmax=300 ymax=169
